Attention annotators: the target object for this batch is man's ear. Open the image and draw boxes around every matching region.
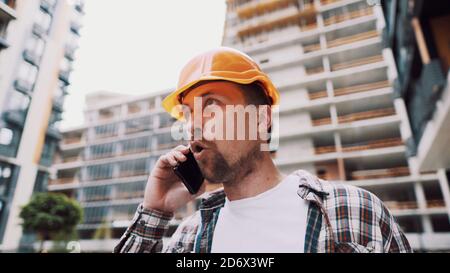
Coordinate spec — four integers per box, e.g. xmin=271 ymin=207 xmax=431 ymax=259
xmin=257 ymin=105 xmax=272 ymax=142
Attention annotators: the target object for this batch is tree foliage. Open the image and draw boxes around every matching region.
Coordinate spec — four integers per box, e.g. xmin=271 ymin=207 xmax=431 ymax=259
xmin=20 ymin=193 xmax=83 ymax=238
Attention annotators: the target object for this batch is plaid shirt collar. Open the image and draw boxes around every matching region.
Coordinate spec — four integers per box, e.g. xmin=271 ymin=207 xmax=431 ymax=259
xmin=194 ymin=170 xmax=330 ymax=253
xmin=198 ymin=170 xmax=329 ymax=210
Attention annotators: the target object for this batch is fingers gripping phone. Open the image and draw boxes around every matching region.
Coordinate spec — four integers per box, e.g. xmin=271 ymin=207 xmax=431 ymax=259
xmin=173 ymin=148 xmax=205 ymax=194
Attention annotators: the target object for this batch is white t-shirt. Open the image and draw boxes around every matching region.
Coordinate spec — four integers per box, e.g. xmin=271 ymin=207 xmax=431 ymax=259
xmin=211 ymin=174 xmax=309 ymax=253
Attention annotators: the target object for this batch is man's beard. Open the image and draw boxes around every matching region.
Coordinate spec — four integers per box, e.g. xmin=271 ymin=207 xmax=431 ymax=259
xmin=198 ymin=144 xmax=261 ymax=184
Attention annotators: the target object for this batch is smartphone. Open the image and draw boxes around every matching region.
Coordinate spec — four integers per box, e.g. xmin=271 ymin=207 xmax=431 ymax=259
xmin=173 ymin=148 xmax=205 ymax=194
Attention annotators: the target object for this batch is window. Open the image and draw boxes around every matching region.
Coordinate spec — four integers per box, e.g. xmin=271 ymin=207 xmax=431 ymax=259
xmin=155 ymin=132 xmax=177 ymax=149
xmin=118 ymin=158 xmax=151 ymax=177
xmin=83 ymin=206 xmax=108 ymax=224
xmin=158 ymin=113 xmax=175 ymax=128
xmin=81 ymin=185 xmax=111 ymax=202
xmin=33 ymin=171 xmax=48 ymax=193
xmin=86 ymin=164 xmax=114 ymax=181
xmin=0 ymin=128 xmax=13 ymax=145
xmin=40 ymin=139 xmax=56 ymax=166
xmin=0 ymin=163 xmax=14 ymax=198
xmin=90 ymin=143 xmax=115 ymax=159
xmin=121 ymin=136 xmax=150 ymax=154
xmin=48 ymin=110 xmax=62 ymax=126
xmin=125 ymin=117 xmax=152 ymax=134
xmin=94 ymin=123 xmax=118 ymax=138
xmin=115 ymin=181 xmax=146 ymax=199
xmin=0 ymin=127 xmax=21 ymax=157
xmin=111 ymin=204 xmax=139 ymax=221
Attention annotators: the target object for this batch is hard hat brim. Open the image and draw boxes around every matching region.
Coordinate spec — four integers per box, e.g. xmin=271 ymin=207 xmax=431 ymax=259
xmin=162 ymin=71 xmax=280 ymax=120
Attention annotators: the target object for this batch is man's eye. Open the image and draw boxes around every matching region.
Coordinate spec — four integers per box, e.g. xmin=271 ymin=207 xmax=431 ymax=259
xmin=205 ymin=99 xmax=218 ymax=106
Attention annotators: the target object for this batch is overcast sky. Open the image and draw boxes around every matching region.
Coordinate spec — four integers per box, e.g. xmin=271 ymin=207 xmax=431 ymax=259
xmin=62 ymin=0 xmax=226 ymax=129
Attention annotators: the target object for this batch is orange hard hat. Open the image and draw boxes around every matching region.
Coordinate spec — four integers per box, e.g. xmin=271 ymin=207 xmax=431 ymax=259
xmin=162 ymin=46 xmax=280 ymax=120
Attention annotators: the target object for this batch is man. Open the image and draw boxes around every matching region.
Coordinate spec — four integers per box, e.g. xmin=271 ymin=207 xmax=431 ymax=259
xmin=114 ymin=47 xmax=412 ymax=253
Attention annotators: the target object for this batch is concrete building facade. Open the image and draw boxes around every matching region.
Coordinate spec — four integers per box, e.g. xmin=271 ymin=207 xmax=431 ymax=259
xmin=0 ymin=0 xmax=84 ymax=251
xmin=222 ymin=0 xmax=450 ymax=251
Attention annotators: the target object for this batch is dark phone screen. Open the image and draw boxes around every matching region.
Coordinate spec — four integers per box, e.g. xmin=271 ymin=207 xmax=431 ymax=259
xmin=173 ymin=149 xmax=205 ymax=194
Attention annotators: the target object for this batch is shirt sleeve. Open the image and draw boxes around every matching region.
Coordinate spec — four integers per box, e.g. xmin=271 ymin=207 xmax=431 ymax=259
xmin=113 ymin=203 xmax=174 ymax=253
xmin=378 ymin=201 xmax=414 ymax=253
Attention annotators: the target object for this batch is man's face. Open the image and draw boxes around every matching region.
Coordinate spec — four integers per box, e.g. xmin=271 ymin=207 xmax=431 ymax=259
xmin=182 ymin=81 xmax=264 ymax=184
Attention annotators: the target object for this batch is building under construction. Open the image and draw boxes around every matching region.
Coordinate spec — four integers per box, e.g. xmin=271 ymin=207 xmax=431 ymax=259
xmin=222 ymin=0 xmax=450 ymax=251
xmin=49 ymin=91 xmax=222 ymax=252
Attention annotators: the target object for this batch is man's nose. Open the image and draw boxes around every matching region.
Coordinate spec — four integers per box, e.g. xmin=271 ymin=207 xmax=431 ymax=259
xmin=186 ymin=117 xmax=203 ymax=140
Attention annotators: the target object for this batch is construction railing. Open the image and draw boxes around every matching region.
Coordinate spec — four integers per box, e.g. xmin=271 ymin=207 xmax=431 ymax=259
xmin=350 ymin=166 xmax=410 ymax=180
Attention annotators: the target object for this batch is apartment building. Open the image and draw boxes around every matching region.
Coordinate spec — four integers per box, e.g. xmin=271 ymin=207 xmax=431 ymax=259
xmin=0 ymin=0 xmax=84 ymax=251
xmin=382 ymin=1 xmax=450 ymax=176
xmin=49 ymin=91 xmax=223 ymax=252
xmin=222 ymin=0 xmax=450 ymax=251
xmin=0 ymin=0 xmax=16 ymax=53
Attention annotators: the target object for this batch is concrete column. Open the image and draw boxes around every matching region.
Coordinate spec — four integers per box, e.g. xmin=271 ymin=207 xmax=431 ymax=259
xmin=413 ymin=182 xmax=433 ymax=233
xmin=437 ymin=169 xmax=450 ymax=222
xmin=329 ymin=104 xmax=338 ymax=126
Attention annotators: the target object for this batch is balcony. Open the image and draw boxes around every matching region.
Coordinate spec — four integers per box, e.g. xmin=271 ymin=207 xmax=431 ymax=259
xmin=304 ymin=78 xmax=391 ymax=103
xmin=118 ymin=170 xmax=148 ymax=178
xmin=40 ymin=0 xmax=54 ymax=14
xmin=2 ymin=109 xmax=27 ymax=126
xmin=83 ymin=195 xmax=112 ymax=202
xmin=350 ymin=166 xmax=410 ymax=180
xmin=385 ymin=201 xmax=418 ymax=210
xmin=303 ymin=43 xmax=321 ymax=53
xmin=320 ymin=0 xmax=341 ymax=5
xmin=338 ymin=108 xmax=396 ymax=124
xmin=385 ymin=200 xmax=446 ymax=211
xmin=308 ymin=89 xmax=327 ymax=100
xmin=323 ymin=6 xmax=374 ymax=26
xmin=237 ymin=4 xmax=317 ymax=38
xmin=48 ymin=177 xmax=79 ymax=186
xmin=61 ymin=155 xmax=82 ymax=163
xmin=52 ymin=97 xmax=64 ymax=112
xmin=32 ymin=22 xmax=47 ymax=38
xmin=327 ymin=30 xmax=379 ymax=49
xmin=0 ymin=36 xmax=9 ymax=50
xmin=59 ymin=69 xmax=71 ymax=84
xmin=75 ymin=2 xmax=85 ymax=14
xmin=46 ymin=124 xmax=62 ymax=140
xmin=70 ymin=20 xmax=82 ymax=35
xmin=63 ymin=136 xmax=83 ymax=145
xmin=236 ymin=0 xmax=298 ymax=19
xmin=14 ymin=79 xmax=33 ymax=94
xmin=115 ymin=191 xmax=144 ymax=200
xmin=315 ymin=138 xmax=403 ymax=155
xmin=22 ymin=49 xmax=40 ymax=66
xmin=0 ymin=0 xmax=16 ymax=22
xmin=311 ymin=108 xmax=396 ymax=127
xmin=64 ymin=45 xmax=77 ymax=61
xmin=331 ymin=55 xmax=384 ymax=72
xmin=305 ymin=65 xmax=324 ymax=76
xmin=333 ymin=80 xmax=390 ymax=97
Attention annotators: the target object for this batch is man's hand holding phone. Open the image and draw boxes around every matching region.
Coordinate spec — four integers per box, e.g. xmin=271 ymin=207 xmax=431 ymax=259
xmin=142 ymin=145 xmax=205 ymax=214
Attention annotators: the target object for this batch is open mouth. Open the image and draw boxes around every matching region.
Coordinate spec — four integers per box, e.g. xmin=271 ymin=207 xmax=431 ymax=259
xmin=191 ymin=141 xmax=207 ymax=154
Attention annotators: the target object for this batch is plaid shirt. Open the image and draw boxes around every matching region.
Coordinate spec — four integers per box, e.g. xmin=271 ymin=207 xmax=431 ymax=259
xmin=114 ymin=170 xmax=412 ymax=253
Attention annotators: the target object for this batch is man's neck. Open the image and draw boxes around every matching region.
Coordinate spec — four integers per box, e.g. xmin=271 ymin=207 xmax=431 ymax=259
xmin=223 ymin=153 xmax=285 ymax=201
